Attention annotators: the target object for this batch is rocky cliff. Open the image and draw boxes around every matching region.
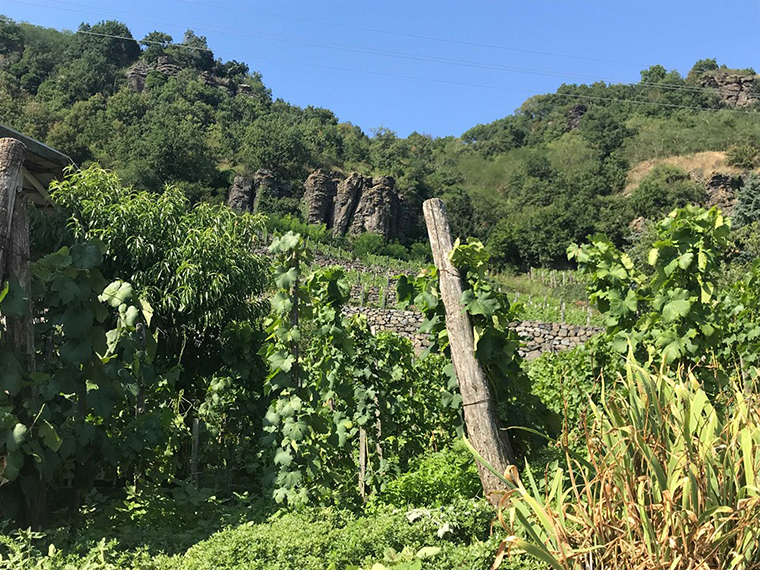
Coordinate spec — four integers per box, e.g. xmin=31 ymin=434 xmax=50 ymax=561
xmin=226 ymin=170 xmax=289 ymax=214
xmin=699 ymin=72 xmax=759 ymax=108
xmin=126 ymin=55 xmax=246 ymax=95
xmin=302 ymin=170 xmax=411 ymax=240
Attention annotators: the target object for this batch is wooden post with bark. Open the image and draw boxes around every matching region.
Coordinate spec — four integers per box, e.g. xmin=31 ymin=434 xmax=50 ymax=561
xmin=1 ymin=138 xmax=35 ymax=371
xmin=0 ymin=138 xmax=26 ymax=281
xmin=422 ymin=198 xmax=514 ymax=502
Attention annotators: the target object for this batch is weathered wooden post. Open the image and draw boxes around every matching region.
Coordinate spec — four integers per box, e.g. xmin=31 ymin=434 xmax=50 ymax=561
xmin=0 ymin=138 xmax=26 ymax=280
xmin=191 ymin=418 xmax=200 ymax=488
xmin=1 ymin=139 xmax=35 ymax=373
xmin=422 ymin=198 xmax=514 ymax=501
xmin=358 ymin=427 xmax=367 ymax=501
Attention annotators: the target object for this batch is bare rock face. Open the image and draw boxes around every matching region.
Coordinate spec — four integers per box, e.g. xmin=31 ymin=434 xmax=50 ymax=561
xmin=227 ymin=175 xmax=255 ymax=212
xmin=700 ymin=73 xmax=759 ymax=108
xmin=226 ymin=169 xmax=288 ymax=214
xmin=348 ymin=176 xmax=398 ymax=239
xmin=566 ymin=103 xmax=587 ymax=130
xmin=300 ymin=170 xmax=409 ymax=240
xmin=155 ymin=55 xmax=182 ymax=77
xmin=705 ymin=173 xmax=741 ymax=215
xmin=332 ymin=173 xmax=365 ymax=237
xmin=231 ymin=167 xmax=412 ymax=240
xmin=126 ymin=62 xmax=149 ymax=92
xmin=252 ymin=169 xmax=287 ymax=214
xmin=303 ymin=169 xmax=339 ymax=225
xmin=349 ymin=176 xmax=396 ymax=237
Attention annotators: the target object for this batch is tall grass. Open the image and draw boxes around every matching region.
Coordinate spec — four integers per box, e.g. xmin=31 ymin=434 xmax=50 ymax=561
xmin=471 ymin=360 xmax=760 ymax=569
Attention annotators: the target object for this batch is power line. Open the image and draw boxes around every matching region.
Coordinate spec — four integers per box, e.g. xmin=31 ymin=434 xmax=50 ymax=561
xmin=12 ymin=24 xmax=754 ymax=117
xmin=170 ymin=0 xmax=650 ymax=69
xmin=5 ymin=0 xmax=756 ymax=100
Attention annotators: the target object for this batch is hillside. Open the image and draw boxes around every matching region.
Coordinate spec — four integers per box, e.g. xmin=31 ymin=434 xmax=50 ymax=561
xmin=1 ymin=17 xmax=760 ymax=266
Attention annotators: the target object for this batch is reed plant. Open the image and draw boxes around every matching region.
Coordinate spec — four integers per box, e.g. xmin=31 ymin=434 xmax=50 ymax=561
xmin=471 ymin=359 xmax=760 ymax=569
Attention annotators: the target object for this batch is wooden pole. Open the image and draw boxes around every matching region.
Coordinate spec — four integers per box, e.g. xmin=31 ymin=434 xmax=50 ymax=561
xmin=0 ymin=138 xmax=26 ymax=281
xmin=422 ymin=198 xmax=514 ymax=501
xmin=3 ymin=139 xmax=34 ymax=371
xmin=358 ymin=427 xmax=367 ymax=501
xmin=6 ymin=193 xmax=35 ymax=372
xmin=191 ymin=418 xmax=200 ymax=488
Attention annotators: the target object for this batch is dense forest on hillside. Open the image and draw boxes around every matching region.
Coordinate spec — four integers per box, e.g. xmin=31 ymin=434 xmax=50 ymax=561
xmin=2 ymin=17 xmax=760 ymax=267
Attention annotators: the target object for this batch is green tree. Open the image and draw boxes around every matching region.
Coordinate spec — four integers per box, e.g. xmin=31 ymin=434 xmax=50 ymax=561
xmin=47 ymin=166 xmax=269 ymax=391
xmin=628 ymin=165 xmax=706 ymax=221
xmin=734 ymin=174 xmax=760 ymax=228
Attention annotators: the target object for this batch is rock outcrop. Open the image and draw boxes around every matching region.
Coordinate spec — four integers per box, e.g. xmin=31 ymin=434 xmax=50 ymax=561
xmin=566 ymin=103 xmax=587 ymax=130
xmin=303 ymin=171 xmax=409 ymax=240
xmin=126 ymin=62 xmax=149 ymax=92
xmin=303 ymin=169 xmax=339 ymax=225
xmin=126 ymin=56 xmax=241 ymax=95
xmin=348 ymin=176 xmax=398 ymax=237
xmin=227 ymin=174 xmax=255 ymax=212
xmin=699 ymin=73 xmax=759 ymax=108
xmin=226 ymin=169 xmax=287 ymax=214
xmin=705 ymin=173 xmax=741 ymax=215
xmin=332 ymin=173 xmax=364 ymax=236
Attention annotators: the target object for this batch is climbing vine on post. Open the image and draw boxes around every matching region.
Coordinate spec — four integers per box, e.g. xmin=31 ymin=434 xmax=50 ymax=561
xmin=263 ymin=232 xmax=358 ymax=505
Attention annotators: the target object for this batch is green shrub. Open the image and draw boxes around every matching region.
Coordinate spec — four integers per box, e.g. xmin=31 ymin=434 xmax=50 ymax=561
xmin=726 ymin=143 xmax=760 ymax=169
xmin=373 ymin=442 xmax=481 ymax=507
xmin=627 ymin=164 xmax=706 ymax=221
xmin=382 ymin=241 xmax=409 ymax=260
xmin=180 ymin=500 xmax=496 ymax=570
xmin=353 ymin=232 xmax=385 ymax=257
xmin=527 ymin=345 xmax=598 ymax=434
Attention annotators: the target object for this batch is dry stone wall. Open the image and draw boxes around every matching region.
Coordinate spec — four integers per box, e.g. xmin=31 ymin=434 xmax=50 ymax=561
xmin=342 ymin=307 xmax=603 ymax=359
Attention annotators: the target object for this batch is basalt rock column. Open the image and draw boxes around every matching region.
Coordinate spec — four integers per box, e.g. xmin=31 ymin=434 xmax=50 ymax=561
xmin=303 ymin=169 xmax=338 ymax=226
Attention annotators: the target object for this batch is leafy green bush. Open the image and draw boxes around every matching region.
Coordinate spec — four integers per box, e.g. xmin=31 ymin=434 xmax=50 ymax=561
xmin=180 ymin=501 xmax=496 ymax=570
xmin=353 ymin=232 xmax=385 ymax=257
xmin=527 ymin=340 xmax=620 ymax=442
xmin=569 ymin=205 xmax=732 ymax=369
xmin=726 ymin=143 xmax=760 ymax=169
xmin=374 ymin=442 xmax=481 ymax=507
xmin=627 ymin=165 xmax=705 ymax=221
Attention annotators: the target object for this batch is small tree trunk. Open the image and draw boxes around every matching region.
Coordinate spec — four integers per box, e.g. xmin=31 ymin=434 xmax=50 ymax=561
xmin=422 ymin=198 xmax=514 ymax=503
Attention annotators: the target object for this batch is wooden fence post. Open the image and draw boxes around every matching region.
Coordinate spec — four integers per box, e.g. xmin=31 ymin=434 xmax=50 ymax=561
xmin=358 ymin=428 xmax=367 ymax=501
xmin=422 ymin=198 xmax=514 ymax=502
xmin=191 ymin=418 xmax=200 ymax=488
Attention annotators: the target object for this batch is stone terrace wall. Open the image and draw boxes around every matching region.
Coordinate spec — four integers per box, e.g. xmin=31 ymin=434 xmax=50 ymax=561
xmin=513 ymin=320 xmax=603 ymax=360
xmin=342 ymin=307 xmax=603 ymax=359
xmin=342 ymin=307 xmax=429 ymax=353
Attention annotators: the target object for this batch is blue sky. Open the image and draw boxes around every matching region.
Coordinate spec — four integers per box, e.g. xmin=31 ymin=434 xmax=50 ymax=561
xmin=3 ymin=0 xmax=759 ymax=137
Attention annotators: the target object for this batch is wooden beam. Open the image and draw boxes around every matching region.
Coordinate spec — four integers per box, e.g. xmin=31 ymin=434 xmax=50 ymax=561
xmin=422 ymin=198 xmax=514 ymax=502
xmin=22 ymin=166 xmax=52 ymax=206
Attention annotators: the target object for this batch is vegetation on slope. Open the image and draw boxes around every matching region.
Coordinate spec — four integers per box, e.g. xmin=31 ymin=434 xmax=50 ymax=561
xmin=2 ymin=17 xmax=760 ymax=265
